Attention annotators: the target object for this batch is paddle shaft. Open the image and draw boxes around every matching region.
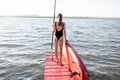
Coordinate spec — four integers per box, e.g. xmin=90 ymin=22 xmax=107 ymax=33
xmin=51 ymin=0 xmax=56 ymax=59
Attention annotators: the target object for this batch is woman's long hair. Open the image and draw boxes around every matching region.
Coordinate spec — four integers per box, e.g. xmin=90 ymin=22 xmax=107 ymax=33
xmin=58 ymin=13 xmax=63 ymax=26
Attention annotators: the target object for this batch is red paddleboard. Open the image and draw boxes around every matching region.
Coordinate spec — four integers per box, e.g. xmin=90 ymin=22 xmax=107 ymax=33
xmin=44 ymin=40 xmax=89 ymax=80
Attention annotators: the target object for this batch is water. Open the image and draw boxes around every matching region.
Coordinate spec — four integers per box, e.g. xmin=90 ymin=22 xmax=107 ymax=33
xmin=0 ymin=17 xmax=120 ymax=80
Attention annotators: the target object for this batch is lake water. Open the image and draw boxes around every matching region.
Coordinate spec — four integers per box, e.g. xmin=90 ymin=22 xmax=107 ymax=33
xmin=0 ymin=17 xmax=120 ymax=80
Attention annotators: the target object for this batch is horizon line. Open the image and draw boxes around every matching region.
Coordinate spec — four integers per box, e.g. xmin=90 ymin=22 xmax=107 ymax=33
xmin=0 ymin=15 xmax=120 ymax=20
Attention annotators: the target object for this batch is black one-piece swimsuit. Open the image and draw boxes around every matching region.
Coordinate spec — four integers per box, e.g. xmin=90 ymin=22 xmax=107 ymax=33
xmin=55 ymin=23 xmax=64 ymax=40
xmin=55 ymin=28 xmax=63 ymax=40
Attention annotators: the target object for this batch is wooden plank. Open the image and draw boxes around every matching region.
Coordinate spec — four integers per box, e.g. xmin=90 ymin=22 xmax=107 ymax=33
xmin=44 ymin=76 xmax=71 ymax=80
xmin=44 ymin=53 xmax=72 ymax=80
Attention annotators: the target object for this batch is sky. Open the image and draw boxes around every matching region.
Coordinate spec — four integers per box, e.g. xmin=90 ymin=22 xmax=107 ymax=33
xmin=0 ymin=0 xmax=120 ymax=18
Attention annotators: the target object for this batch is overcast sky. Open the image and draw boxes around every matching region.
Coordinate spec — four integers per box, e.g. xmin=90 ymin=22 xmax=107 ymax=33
xmin=0 ymin=0 xmax=120 ymax=18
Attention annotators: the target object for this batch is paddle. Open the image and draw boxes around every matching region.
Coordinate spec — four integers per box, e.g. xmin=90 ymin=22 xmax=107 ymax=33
xmin=51 ymin=0 xmax=57 ymax=60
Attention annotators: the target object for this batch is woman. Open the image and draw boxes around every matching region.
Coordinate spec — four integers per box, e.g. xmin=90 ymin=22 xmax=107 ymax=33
xmin=53 ymin=13 xmax=66 ymax=66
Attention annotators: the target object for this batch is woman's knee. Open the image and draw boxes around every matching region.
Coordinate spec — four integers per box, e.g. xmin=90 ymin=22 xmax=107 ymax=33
xmin=54 ymin=38 xmax=58 ymax=44
xmin=60 ymin=39 xmax=63 ymax=45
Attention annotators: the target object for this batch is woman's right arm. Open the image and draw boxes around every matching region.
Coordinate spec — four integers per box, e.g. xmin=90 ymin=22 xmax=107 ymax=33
xmin=52 ymin=22 xmax=56 ymax=32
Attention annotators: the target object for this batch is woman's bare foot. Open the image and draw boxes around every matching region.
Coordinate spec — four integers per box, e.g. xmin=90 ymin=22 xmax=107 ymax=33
xmin=60 ymin=62 xmax=63 ymax=66
xmin=56 ymin=59 xmax=59 ymax=63
xmin=61 ymin=64 xmax=63 ymax=66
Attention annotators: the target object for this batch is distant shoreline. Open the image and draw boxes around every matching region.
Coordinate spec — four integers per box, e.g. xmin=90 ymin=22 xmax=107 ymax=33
xmin=0 ymin=16 xmax=120 ymax=20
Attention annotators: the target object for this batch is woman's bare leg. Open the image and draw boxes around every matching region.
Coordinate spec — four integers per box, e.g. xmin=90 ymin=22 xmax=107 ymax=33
xmin=59 ymin=37 xmax=63 ymax=66
xmin=54 ymin=37 xmax=59 ymax=63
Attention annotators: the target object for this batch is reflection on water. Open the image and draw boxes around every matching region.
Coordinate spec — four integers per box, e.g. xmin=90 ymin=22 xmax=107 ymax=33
xmin=0 ymin=17 xmax=120 ymax=80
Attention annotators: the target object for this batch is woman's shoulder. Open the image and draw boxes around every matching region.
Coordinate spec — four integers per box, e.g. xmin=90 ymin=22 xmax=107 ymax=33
xmin=54 ymin=22 xmax=65 ymax=26
xmin=62 ymin=22 xmax=65 ymax=26
xmin=54 ymin=22 xmax=57 ymax=26
xmin=54 ymin=22 xmax=58 ymax=25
